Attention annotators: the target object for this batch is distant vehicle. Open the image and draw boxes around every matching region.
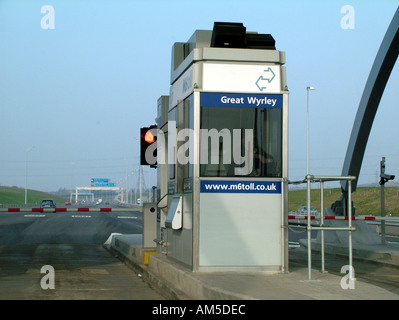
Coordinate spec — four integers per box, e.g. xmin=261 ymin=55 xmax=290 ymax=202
xmin=297 ymin=206 xmax=318 ymax=216
xmin=65 ymin=201 xmax=71 ymax=205
xmin=96 ymin=199 xmax=102 ymax=205
xmin=40 ymin=199 xmax=56 ymax=209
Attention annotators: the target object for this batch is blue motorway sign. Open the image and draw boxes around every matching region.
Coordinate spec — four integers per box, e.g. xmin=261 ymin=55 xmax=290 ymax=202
xmin=91 ymin=178 xmax=109 ymax=184
xmin=90 ymin=178 xmax=115 ymax=187
xmin=92 ymin=182 xmax=116 ymax=187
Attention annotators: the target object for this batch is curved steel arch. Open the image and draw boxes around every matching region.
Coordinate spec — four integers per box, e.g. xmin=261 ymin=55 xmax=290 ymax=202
xmin=341 ymin=7 xmax=399 ymax=195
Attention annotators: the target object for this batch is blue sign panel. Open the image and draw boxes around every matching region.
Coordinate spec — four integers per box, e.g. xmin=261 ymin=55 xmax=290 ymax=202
xmin=200 ymin=180 xmax=281 ymax=194
xmin=90 ymin=178 xmax=115 ymax=187
xmin=93 ymin=182 xmax=116 ymax=187
xmin=200 ymin=92 xmax=283 ymax=109
xmin=91 ymin=178 xmax=109 ymax=184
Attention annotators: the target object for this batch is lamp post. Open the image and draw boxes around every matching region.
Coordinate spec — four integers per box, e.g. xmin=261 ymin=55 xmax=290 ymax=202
xmin=134 ymin=138 xmax=143 ymax=205
xmin=306 ymin=86 xmax=315 ymax=176
xmin=125 ymin=156 xmax=129 ymax=204
xmin=25 ymin=146 xmax=34 ymax=205
xmin=305 ymin=87 xmax=315 ymax=280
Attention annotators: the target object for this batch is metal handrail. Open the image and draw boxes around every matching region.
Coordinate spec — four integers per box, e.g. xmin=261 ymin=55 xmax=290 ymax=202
xmin=303 ymin=174 xmax=356 ymax=281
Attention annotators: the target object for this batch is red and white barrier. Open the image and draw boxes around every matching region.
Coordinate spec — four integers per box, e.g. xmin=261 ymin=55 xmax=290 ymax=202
xmin=0 ymin=207 xmax=140 ymax=213
xmin=288 ymin=214 xmax=397 ymax=221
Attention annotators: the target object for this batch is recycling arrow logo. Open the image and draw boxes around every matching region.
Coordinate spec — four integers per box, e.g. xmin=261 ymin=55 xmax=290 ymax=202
xmin=255 ymin=67 xmax=276 ymax=91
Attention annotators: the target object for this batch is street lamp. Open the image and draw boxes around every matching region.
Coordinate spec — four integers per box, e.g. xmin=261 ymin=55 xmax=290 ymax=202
xmin=135 ymin=137 xmax=143 ymax=205
xmin=25 ymin=146 xmax=34 ymax=205
xmin=305 ymin=86 xmax=315 ymax=279
xmin=306 ymin=86 xmax=315 ymax=176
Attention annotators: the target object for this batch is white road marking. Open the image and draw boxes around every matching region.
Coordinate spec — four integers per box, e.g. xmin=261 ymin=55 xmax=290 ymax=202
xmin=24 ymin=214 xmax=46 ymax=218
xmin=117 ymin=216 xmax=138 ymax=219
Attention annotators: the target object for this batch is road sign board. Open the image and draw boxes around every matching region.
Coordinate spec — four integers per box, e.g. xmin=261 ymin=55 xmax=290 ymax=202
xmin=91 ymin=178 xmax=109 ymax=184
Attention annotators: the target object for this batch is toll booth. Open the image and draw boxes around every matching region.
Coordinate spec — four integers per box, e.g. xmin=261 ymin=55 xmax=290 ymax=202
xmin=155 ymin=22 xmax=289 ymax=272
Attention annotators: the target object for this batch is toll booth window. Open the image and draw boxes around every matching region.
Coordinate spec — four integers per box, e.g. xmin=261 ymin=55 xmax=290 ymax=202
xmin=168 ymin=95 xmax=194 ymax=185
xmin=200 ymin=106 xmax=282 ymax=177
xmin=168 ymin=107 xmax=177 ymax=180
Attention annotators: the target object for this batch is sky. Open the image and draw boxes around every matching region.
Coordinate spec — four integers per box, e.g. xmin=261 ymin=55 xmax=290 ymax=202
xmin=0 ymin=0 xmax=398 ymax=192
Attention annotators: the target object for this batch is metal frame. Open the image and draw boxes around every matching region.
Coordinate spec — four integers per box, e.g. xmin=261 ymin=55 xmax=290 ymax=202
xmin=74 ymin=186 xmax=124 ymax=203
xmin=305 ymin=175 xmax=356 ymax=281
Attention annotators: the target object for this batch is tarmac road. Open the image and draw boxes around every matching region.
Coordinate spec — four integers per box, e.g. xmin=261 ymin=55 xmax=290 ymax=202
xmin=0 ymin=210 xmax=142 ymax=244
xmin=0 ymin=209 xmax=165 ymax=300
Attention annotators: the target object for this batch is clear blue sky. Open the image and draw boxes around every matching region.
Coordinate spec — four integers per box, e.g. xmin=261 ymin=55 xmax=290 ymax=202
xmin=0 ymin=0 xmax=398 ymax=192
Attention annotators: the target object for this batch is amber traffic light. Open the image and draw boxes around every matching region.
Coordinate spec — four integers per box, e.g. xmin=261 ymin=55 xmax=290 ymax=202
xmin=140 ymin=125 xmax=157 ymax=168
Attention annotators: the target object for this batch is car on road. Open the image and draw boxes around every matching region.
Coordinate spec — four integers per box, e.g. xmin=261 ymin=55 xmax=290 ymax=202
xmin=65 ymin=201 xmax=71 ymax=205
xmin=297 ymin=206 xmax=318 ymax=216
xmin=40 ymin=199 xmax=56 ymax=209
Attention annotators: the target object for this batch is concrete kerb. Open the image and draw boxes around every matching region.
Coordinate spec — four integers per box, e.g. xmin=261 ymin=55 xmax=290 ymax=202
xmin=104 ymin=232 xmax=399 ymax=300
xmin=103 ymin=233 xmax=259 ymax=300
xmin=103 ymin=233 xmax=189 ymax=299
xmin=104 ymin=244 xmax=187 ymax=300
xmin=147 ymin=254 xmax=257 ymax=300
xmin=104 ymin=242 xmax=254 ymax=299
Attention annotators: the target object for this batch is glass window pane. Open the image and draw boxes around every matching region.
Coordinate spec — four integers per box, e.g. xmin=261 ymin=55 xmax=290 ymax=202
xmin=200 ymin=106 xmax=282 ymax=177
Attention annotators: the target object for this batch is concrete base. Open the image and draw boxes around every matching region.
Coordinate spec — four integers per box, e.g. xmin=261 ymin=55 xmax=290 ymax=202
xmin=147 ymin=254 xmax=254 ymax=300
xmin=104 ymin=233 xmax=156 ymax=266
xmin=316 ymin=219 xmax=381 ymax=246
xmin=104 ymin=232 xmax=399 ymax=300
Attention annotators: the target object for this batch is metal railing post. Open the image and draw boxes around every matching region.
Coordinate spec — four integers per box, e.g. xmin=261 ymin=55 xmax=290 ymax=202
xmin=300 ymin=174 xmax=356 ymax=281
xmin=348 ymin=180 xmax=354 ymax=281
xmin=306 ymin=174 xmax=312 ymax=281
xmin=320 ymin=180 xmax=325 ymax=273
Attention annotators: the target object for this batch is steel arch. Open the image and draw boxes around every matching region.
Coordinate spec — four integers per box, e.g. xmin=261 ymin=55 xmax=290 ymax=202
xmin=334 ymin=7 xmax=399 ymax=215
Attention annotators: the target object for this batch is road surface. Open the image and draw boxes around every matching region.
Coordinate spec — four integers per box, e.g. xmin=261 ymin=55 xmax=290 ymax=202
xmin=0 ymin=208 xmax=165 ymax=300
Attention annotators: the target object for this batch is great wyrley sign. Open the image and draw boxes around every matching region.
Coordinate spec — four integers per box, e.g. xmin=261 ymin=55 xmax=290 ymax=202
xmin=200 ymin=92 xmax=283 ymax=108
xmin=169 ymin=63 xmax=281 ymax=110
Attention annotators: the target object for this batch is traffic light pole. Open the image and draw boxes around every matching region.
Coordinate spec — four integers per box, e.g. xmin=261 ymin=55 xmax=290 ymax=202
xmin=380 ymin=157 xmax=386 ymax=245
xmin=140 ymin=164 xmax=143 ymax=206
xmin=380 ymin=178 xmax=385 ymax=245
xmin=379 ymin=156 xmax=395 ymax=245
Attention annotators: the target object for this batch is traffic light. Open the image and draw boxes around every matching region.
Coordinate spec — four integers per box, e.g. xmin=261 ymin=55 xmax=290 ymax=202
xmin=140 ymin=125 xmax=157 ymax=168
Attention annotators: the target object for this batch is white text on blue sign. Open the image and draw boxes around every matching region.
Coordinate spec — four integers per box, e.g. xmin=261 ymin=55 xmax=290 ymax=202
xmin=201 ymin=93 xmax=283 ymax=108
xmin=200 ymin=180 xmax=281 ymax=194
